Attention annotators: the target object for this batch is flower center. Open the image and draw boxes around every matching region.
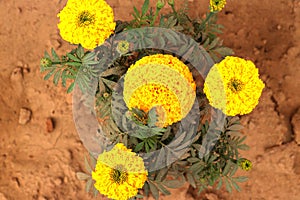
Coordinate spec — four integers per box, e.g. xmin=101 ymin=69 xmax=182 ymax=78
xmin=77 ymin=11 xmax=94 ymax=26
xmin=228 ymin=78 xmax=244 ymax=92
xmin=110 ymin=165 xmax=128 ymax=184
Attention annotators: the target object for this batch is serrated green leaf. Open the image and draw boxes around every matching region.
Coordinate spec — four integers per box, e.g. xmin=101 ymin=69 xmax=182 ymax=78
xmin=186 ymin=173 xmax=196 ymax=188
xmin=76 ymin=45 xmax=84 ymax=58
xmin=53 ymin=70 xmax=61 ymax=86
xmin=67 ymin=53 xmax=81 ymax=62
xmin=61 ymin=69 xmax=67 ymax=87
xmin=237 ymin=144 xmax=250 ymax=151
xmin=44 ymin=68 xmax=56 ymax=81
xmin=143 ymin=182 xmax=150 ymax=197
xmin=141 ymin=0 xmax=149 ymax=16
xmin=216 ymin=178 xmax=223 ymax=190
xmin=155 ymin=167 xmax=168 ymax=182
xmin=67 ymin=82 xmax=75 ymax=93
xmin=148 ymin=181 xmax=159 ymax=200
xmin=76 ymin=172 xmax=91 ymax=180
xmin=162 ymin=178 xmax=184 ymax=189
xmin=51 ymin=48 xmax=60 ymax=61
xmin=232 ymin=180 xmax=241 ymax=192
xmin=156 ymin=183 xmax=171 ymax=195
xmin=187 ymin=157 xmax=200 ymax=163
xmin=82 ymin=52 xmax=96 ymax=63
xmin=134 ymin=142 xmax=144 ymax=152
xmin=233 ymin=176 xmax=248 ymax=183
xmin=44 ymin=51 xmax=51 ymax=59
xmin=228 ymin=124 xmax=244 ymax=131
xmin=229 ymin=164 xmax=238 ymax=177
xmin=133 ymin=6 xmax=140 ymax=18
xmin=65 ymin=62 xmax=82 ymax=67
xmin=224 ymin=178 xmax=232 ymax=193
xmin=222 ymin=161 xmax=233 ymax=176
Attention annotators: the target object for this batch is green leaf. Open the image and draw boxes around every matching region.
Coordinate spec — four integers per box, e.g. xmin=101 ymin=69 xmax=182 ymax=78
xmin=44 ymin=68 xmax=56 ymax=80
xmin=44 ymin=51 xmax=51 ymax=59
xmin=162 ymin=178 xmax=185 ymax=189
xmin=53 ymin=70 xmax=61 ymax=86
xmin=232 ymin=180 xmax=241 ymax=192
xmin=186 ymin=173 xmax=196 ymax=188
xmin=65 ymin=62 xmax=82 ymax=67
xmin=51 ymin=48 xmax=60 ymax=61
xmin=224 ymin=178 xmax=232 ymax=193
xmin=67 ymin=53 xmax=81 ymax=62
xmin=134 ymin=142 xmax=144 ymax=152
xmin=141 ymin=0 xmax=149 ymax=16
xmin=84 ymin=156 xmax=93 ymax=173
xmin=133 ymin=7 xmax=140 ymax=18
xmin=222 ymin=160 xmax=233 ymax=176
xmin=76 ymin=172 xmax=91 ymax=180
xmin=156 ymin=183 xmax=171 ymax=195
xmin=148 ymin=181 xmax=159 ymax=200
xmin=233 ymin=176 xmax=248 ymax=183
xmin=216 ymin=178 xmax=223 ymax=190
xmin=135 ymin=194 xmax=144 ymax=199
xmin=67 ymin=82 xmax=75 ymax=93
xmin=155 ymin=167 xmax=168 ymax=182
xmin=228 ymin=124 xmax=244 ymax=131
xmin=85 ymin=178 xmax=93 ymax=193
xmin=76 ymin=45 xmax=84 ymax=58
xmin=229 ymin=164 xmax=239 ymax=177
xmin=237 ymin=144 xmax=250 ymax=151
xmin=187 ymin=157 xmax=200 ymax=163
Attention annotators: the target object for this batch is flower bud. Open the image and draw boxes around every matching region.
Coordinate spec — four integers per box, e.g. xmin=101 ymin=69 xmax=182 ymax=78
xmin=168 ymin=0 xmax=174 ymax=6
xmin=238 ymin=158 xmax=252 ymax=171
xmin=40 ymin=58 xmax=52 ymax=68
xmin=156 ymin=0 xmax=165 ymax=10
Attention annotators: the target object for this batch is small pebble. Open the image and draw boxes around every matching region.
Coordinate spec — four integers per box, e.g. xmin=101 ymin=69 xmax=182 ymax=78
xmin=19 ymin=108 xmax=32 ymax=125
xmin=46 ymin=117 xmax=54 ymax=133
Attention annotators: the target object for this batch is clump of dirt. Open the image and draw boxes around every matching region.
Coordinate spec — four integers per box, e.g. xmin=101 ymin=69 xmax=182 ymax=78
xmin=0 ymin=0 xmax=299 ymax=199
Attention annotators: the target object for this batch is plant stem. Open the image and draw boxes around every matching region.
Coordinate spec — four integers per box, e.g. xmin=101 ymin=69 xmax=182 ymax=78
xmin=200 ymin=12 xmax=215 ymax=30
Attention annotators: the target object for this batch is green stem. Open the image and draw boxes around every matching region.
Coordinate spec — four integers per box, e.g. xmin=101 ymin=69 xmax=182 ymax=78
xmin=170 ymin=4 xmax=178 ymax=19
xmin=150 ymin=9 xmax=160 ymax=26
xmin=200 ymin=12 xmax=215 ymax=29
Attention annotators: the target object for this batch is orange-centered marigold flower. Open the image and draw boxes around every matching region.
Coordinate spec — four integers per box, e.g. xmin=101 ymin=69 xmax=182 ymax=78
xmin=123 ymin=54 xmax=196 ymax=127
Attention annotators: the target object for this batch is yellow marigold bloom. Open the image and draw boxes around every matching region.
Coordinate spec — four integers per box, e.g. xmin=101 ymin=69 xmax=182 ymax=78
xmin=210 ymin=0 xmax=226 ymax=12
xmin=204 ymin=56 xmax=265 ymax=116
xmin=92 ymin=143 xmax=148 ymax=200
xmin=57 ymin=0 xmax=116 ymax=50
xmin=123 ymin=54 xmax=196 ymax=127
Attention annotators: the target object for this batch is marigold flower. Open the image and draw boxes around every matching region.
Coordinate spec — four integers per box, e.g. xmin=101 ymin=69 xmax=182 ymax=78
xmin=210 ymin=0 xmax=226 ymax=12
xmin=123 ymin=54 xmax=196 ymax=127
xmin=92 ymin=143 xmax=148 ymax=200
xmin=204 ymin=56 xmax=265 ymax=116
xmin=57 ymin=0 xmax=116 ymax=50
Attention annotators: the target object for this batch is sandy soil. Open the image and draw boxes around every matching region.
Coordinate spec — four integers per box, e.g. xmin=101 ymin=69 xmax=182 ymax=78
xmin=0 ymin=0 xmax=300 ymax=200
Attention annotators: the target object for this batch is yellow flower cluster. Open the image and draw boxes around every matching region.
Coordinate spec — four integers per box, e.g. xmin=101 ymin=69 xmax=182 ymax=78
xmin=57 ymin=0 xmax=116 ymax=50
xmin=123 ymin=54 xmax=196 ymax=127
xmin=92 ymin=143 xmax=148 ymax=200
xmin=210 ymin=0 xmax=226 ymax=12
xmin=204 ymin=56 xmax=265 ymax=116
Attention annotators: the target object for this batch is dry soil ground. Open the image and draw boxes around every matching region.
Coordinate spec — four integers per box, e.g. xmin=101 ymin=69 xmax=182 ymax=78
xmin=0 ymin=0 xmax=300 ymax=200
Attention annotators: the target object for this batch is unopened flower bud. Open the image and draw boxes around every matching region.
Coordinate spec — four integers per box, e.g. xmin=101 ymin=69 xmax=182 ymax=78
xmin=156 ymin=0 xmax=165 ymax=10
xmin=238 ymin=158 xmax=252 ymax=171
xmin=40 ymin=58 xmax=52 ymax=68
xmin=168 ymin=0 xmax=174 ymax=6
